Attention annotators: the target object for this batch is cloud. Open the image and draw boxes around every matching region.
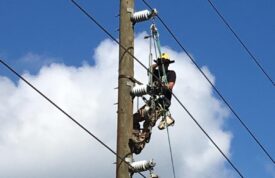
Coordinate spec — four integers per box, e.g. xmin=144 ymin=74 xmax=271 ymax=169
xmin=0 ymin=33 xmax=233 ymax=178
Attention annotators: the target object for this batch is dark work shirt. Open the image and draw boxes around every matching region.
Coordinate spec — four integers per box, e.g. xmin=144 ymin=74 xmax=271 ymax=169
xmin=153 ymin=69 xmax=176 ymax=101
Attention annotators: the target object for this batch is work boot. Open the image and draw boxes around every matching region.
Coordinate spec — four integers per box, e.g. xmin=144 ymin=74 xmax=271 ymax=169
xmin=129 ymin=138 xmax=145 ymax=154
xmin=129 ymin=129 xmax=147 ymax=154
xmin=131 ymin=129 xmax=145 ymax=142
xmin=158 ymin=115 xmax=175 ymax=130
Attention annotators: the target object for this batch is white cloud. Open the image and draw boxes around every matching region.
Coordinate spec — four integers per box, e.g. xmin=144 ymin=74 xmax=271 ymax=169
xmin=0 ymin=33 xmax=234 ymax=178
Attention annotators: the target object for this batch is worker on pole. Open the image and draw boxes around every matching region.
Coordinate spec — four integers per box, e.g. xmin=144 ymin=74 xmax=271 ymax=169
xmin=130 ymin=53 xmax=176 ymax=154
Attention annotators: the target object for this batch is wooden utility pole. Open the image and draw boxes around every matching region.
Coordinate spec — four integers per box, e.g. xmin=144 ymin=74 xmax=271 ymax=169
xmin=116 ymin=0 xmax=134 ymax=178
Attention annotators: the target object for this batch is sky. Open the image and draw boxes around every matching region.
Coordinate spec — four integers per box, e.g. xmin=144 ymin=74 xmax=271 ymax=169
xmin=0 ymin=0 xmax=274 ymax=178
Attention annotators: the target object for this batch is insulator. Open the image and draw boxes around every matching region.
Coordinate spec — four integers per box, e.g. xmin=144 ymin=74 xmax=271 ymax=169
xmin=131 ymin=9 xmax=157 ymax=23
xmin=130 ymin=160 xmax=156 ymax=173
xmin=131 ymin=84 xmax=148 ymax=97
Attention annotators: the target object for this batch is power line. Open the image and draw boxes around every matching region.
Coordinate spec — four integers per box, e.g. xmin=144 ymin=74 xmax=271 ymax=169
xmin=69 ymin=1 xmax=244 ymax=177
xmin=141 ymin=0 xmax=275 ymax=165
xmin=0 ymin=59 xmax=146 ymax=178
xmin=207 ymin=0 xmax=275 ymax=86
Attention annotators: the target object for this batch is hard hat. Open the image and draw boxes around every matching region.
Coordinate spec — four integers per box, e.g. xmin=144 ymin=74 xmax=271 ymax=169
xmin=160 ymin=53 xmax=175 ymax=64
xmin=161 ymin=53 xmax=170 ymax=60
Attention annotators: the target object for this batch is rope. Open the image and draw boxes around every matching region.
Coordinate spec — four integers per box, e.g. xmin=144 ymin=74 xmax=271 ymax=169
xmin=165 ymin=115 xmax=176 ymax=178
xmin=155 ymin=32 xmax=162 ymax=57
xmin=152 ymin=24 xmax=162 ymax=58
xmin=152 ymin=33 xmax=159 ymax=59
xmin=148 ymin=28 xmax=153 ymax=86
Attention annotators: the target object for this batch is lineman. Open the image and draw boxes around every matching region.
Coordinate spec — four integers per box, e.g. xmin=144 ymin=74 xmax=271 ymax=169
xmin=130 ymin=53 xmax=176 ymax=154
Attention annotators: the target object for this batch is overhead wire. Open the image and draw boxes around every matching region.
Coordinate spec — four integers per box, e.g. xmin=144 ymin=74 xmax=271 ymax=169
xmin=0 ymin=59 xmax=147 ymax=178
xmin=207 ymin=0 xmax=275 ymax=86
xmin=141 ymin=0 xmax=275 ymax=165
xmin=69 ymin=0 xmax=244 ymax=177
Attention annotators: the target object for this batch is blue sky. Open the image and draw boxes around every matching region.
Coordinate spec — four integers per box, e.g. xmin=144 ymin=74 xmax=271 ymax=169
xmin=0 ymin=0 xmax=275 ymax=178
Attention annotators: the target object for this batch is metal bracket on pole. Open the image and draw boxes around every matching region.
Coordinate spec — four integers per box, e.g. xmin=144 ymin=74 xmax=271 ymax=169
xmin=127 ymin=8 xmax=134 ymax=14
xmin=125 ymin=157 xmax=133 ymax=164
xmin=119 ymin=74 xmax=142 ymax=88
xmin=126 ymin=81 xmax=134 ymax=88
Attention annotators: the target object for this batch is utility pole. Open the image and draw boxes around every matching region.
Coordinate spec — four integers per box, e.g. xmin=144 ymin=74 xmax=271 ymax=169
xmin=117 ymin=0 xmax=134 ymax=177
